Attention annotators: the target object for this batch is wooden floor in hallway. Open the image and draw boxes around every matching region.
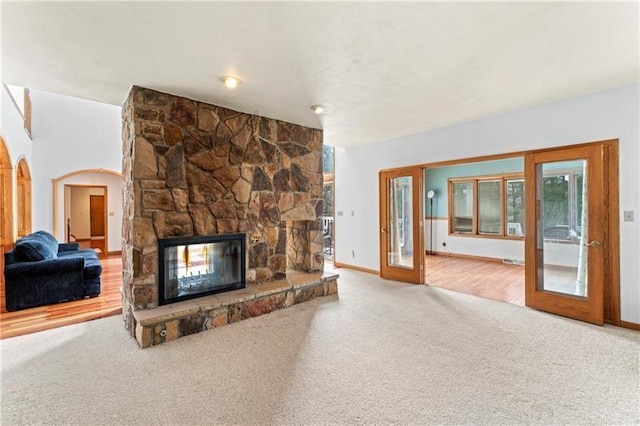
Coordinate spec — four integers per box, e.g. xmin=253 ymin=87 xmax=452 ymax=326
xmin=0 ymin=254 xmax=122 ymax=339
xmin=425 ymin=254 xmax=525 ymax=306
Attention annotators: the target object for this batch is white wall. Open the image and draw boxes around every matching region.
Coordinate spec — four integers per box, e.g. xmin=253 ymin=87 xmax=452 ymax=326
xmin=30 ymin=90 xmax=122 ymax=247
xmin=334 ymin=84 xmax=640 ymax=324
xmin=1 ymin=87 xmax=32 ymax=167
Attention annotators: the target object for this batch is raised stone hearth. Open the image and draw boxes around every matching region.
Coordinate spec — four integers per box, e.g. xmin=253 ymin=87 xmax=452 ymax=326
xmin=121 ymin=86 xmax=337 ymax=347
xmin=134 ymin=271 xmax=338 ymax=348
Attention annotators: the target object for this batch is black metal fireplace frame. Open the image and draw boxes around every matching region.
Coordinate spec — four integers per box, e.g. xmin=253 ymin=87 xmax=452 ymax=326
xmin=158 ymin=233 xmax=246 ymax=305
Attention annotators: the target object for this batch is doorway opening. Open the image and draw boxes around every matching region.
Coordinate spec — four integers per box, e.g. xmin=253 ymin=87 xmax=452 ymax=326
xmin=380 ymin=139 xmax=619 ymax=326
xmin=423 ymin=156 xmax=526 ymax=305
xmin=65 ymin=185 xmax=108 ymax=257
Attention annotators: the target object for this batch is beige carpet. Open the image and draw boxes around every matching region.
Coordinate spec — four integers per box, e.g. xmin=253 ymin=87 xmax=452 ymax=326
xmin=1 ymin=269 xmax=638 ymax=425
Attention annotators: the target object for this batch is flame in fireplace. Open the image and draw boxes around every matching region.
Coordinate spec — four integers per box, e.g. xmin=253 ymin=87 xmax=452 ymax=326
xmin=181 ymin=245 xmax=190 ymax=272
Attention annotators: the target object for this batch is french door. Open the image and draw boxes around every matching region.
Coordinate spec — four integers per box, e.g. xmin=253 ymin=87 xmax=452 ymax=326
xmin=379 ymin=167 xmax=424 ymax=283
xmin=524 ymin=144 xmax=606 ymax=325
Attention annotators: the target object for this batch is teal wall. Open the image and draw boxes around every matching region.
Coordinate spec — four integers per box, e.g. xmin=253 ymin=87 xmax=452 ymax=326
xmin=425 ymin=158 xmax=524 ymax=218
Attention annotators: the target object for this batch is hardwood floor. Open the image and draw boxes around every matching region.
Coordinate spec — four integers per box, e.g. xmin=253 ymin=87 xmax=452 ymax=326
xmin=0 ymin=253 xmax=525 ymax=338
xmin=425 ymin=254 xmax=525 ymax=305
xmin=0 ymin=254 xmax=122 ymax=339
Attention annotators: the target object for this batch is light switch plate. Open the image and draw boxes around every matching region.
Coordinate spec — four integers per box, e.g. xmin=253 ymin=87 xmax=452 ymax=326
xmin=623 ymin=211 xmax=634 ymax=222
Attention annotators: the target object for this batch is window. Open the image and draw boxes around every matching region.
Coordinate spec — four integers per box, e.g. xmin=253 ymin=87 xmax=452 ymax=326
xmin=542 ymin=174 xmax=569 ymax=238
xmin=541 ymin=167 xmax=584 ymax=240
xmin=452 ymin=181 xmax=474 ymax=233
xmin=449 ymin=174 xmax=523 ymax=238
xmin=322 ymin=145 xmax=335 ymax=259
xmin=506 ymin=178 xmax=525 ymax=236
xmin=478 ymin=180 xmax=501 ymax=235
xmin=448 ymin=168 xmax=583 ymax=240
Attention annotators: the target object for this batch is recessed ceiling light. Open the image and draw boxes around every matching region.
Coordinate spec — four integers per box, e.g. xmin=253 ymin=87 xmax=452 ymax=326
xmin=221 ymin=76 xmax=242 ymax=89
xmin=310 ymin=104 xmax=327 ymax=114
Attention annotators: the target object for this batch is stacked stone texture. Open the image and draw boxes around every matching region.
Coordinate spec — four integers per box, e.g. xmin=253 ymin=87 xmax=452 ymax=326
xmin=122 ymin=87 xmax=324 ymax=334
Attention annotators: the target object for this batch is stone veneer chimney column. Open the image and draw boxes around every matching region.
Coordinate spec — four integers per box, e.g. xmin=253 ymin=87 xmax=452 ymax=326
xmin=121 ymin=87 xmax=324 ymax=336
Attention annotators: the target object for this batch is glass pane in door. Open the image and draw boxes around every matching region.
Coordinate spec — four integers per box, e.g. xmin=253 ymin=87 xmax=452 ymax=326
xmin=536 ymin=160 xmax=588 ymax=297
xmin=388 ymin=176 xmax=413 ymax=268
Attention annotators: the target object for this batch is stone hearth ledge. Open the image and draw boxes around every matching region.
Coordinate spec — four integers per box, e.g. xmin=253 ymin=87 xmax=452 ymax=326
xmin=132 ymin=271 xmax=339 ymax=348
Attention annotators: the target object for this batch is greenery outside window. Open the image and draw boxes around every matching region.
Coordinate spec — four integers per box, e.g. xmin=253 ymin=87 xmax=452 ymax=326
xmin=506 ymin=178 xmax=525 ymax=236
xmin=452 ymin=181 xmax=474 ymax=233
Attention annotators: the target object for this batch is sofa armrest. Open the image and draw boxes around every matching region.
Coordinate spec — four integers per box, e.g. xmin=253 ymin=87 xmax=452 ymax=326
xmin=4 ymin=256 xmax=85 ymax=279
xmin=58 ymin=242 xmax=80 ymax=252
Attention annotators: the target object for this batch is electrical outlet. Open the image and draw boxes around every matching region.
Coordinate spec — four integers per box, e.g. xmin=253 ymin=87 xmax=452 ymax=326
xmin=351 ymin=250 xmax=355 ymax=258
xmin=442 ymin=242 xmax=446 ymax=247
xmin=624 ymin=211 xmax=635 ymax=222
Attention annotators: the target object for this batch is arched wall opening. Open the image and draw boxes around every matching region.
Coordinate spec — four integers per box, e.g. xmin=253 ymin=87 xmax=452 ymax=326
xmin=53 ymin=169 xmax=123 ymax=253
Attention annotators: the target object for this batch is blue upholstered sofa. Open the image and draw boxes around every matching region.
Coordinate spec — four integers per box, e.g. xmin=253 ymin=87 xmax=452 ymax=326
xmin=3 ymin=231 xmax=102 ymax=311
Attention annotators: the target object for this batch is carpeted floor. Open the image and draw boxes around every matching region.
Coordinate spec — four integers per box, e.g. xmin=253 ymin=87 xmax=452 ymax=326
xmin=1 ymin=269 xmax=638 ymax=425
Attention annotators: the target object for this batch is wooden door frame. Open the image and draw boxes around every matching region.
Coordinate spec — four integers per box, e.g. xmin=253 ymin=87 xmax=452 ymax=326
xmin=417 ymin=139 xmax=619 ymax=325
xmin=379 ymin=166 xmax=425 ymax=283
xmin=64 ymin=184 xmax=108 ymax=252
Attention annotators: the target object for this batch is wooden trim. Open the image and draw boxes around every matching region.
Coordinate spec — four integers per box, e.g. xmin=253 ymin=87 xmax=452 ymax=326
xmin=333 ymin=262 xmax=379 ymax=275
xmin=54 ymin=168 xmax=122 ymax=182
xmin=428 ymin=251 xmax=507 ymax=264
xmin=449 ymin=172 xmax=523 ymax=182
xmin=447 ymin=233 xmax=525 ymax=242
xmin=604 ymin=141 xmax=620 ymax=325
xmin=108 ymin=250 xmax=122 ymax=256
xmin=620 ymin=321 xmax=640 ymax=332
xmin=412 ymin=138 xmax=621 ymax=171
xmin=15 ymin=157 xmax=32 ymax=238
xmin=0 ymin=135 xmax=14 ymax=246
xmin=23 ymin=88 xmax=32 ymax=138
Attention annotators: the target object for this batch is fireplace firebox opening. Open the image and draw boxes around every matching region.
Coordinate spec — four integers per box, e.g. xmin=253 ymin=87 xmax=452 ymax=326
xmin=158 ymin=234 xmax=246 ymax=305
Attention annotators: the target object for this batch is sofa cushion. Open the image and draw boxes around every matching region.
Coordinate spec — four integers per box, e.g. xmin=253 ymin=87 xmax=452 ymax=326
xmin=13 ymin=231 xmax=59 ymax=261
xmin=58 ymin=249 xmax=102 ymax=280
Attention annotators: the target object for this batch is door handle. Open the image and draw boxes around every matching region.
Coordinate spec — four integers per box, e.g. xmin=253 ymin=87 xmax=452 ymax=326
xmin=381 ymin=228 xmax=386 ymax=233
xmin=585 ymin=240 xmax=601 ymax=247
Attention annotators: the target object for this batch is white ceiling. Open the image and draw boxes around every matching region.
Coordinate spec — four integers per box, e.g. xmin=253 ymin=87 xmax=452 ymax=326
xmin=2 ymin=2 xmax=639 ymax=148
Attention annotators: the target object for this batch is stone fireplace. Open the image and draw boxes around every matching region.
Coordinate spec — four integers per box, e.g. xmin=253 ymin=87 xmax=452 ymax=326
xmin=121 ymin=87 xmax=336 ymax=346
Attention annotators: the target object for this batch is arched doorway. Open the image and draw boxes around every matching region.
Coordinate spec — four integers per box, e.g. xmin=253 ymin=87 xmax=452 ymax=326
xmin=53 ymin=169 xmax=123 ymax=256
xmin=16 ymin=158 xmax=32 ymax=238
xmin=0 ymin=135 xmax=13 ymax=246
